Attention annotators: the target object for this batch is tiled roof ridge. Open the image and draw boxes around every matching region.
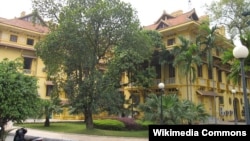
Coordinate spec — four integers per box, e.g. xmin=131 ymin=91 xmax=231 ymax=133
xmin=0 ymin=16 xmax=49 ymax=33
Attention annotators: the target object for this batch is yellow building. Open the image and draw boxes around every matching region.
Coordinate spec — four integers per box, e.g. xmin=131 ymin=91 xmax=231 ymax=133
xmin=1 ymin=9 xmax=250 ymax=123
xmin=0 ymin=12 xmax=50 ymax=99
xmin=122 ymin=9 xmax=250 ymax=122
xmin=0 ymin=12 xmax=79 ymax=120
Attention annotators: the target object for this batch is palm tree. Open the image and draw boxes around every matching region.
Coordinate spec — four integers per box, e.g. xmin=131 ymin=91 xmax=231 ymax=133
xmin=181 ymin=100 xmax=209 ymax=124
xmin=138 ymin=93 xmax=209 ymax=124
xmin=138 ymin=93 xmax=182 ymax=124
xmin=198 ymin=23 xmax=220 ymax=123
xmin=171 ymin=36 xmax=202 ymax=101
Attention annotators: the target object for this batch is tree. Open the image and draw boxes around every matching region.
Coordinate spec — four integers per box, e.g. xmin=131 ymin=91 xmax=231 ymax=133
xmin=0 ymin=58 xmax=41 ymax=140
xmin=181 ymin=100 xmax=209 ymax=124
xmin=33 ymin=0 xmax=144 ymax=129
xmin=206 ymin=0 xmax=250 ymax=39
xmin=171 ymin=36 xmax=202 ymax=101
xmin=198 ymin=23 xmax=223 ymax=123
xmin=222 ymin=32 xmax=250 ymax=84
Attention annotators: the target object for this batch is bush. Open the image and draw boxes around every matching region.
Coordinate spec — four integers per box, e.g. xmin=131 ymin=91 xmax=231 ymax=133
xmin=135 ymin=120 xmax=154 ymax=130
xmin=93 ymin=118 xmax=153 ymax=131
xmin=115 ymin=117 xmax=142 ymax=130
xmin=93 ymin=119 xmax=125 ymax=130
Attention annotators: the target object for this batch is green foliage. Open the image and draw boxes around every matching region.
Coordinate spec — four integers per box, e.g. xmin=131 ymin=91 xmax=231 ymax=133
xmin=0 ymin=58 xmax=40 ymax=140
xmin=138 ymin=94 xmax=209 ymax=125
xmin=206 ymin=0 xmax=250 ymax=38
xmin=33 ymin=0 xmax=144 ymax=129
xmin=93 ymin=119 xmax=125 ymax=130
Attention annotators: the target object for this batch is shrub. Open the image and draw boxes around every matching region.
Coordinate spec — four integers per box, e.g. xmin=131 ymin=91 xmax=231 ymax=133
xmin=93 ymin=119 xmax=125 ymax=130
xmin=135 ymin=120 xmax=154 ymax=130
xmin=115 ymin=117 xmax=141 ymax=130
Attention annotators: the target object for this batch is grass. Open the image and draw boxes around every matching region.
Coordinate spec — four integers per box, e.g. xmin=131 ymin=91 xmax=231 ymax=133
xmin=14 ymin=121 xmax=148 ymax=138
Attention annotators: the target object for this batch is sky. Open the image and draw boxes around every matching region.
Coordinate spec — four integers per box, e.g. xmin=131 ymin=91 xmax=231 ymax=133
xmin=0 ymin=0 xmax=217 ymax=26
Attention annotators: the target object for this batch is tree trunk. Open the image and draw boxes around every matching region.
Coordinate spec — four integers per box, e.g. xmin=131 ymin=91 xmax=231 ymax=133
xmin=186 ymin=75 xmax=189 ymax=100
xmin=44 ymin=116 xmax=50 ymax=127
xmin=84 ymin=107 xmax=94 ymax=129
xmin=0 ymin=125 xmax=5 ymax=141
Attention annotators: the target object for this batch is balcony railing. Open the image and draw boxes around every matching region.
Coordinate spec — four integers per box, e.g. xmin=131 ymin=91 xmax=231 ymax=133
xmin=165 ymin=77 xmax=175 ymax=84
xmin=209 ymin=80 xmax=217 ymax=88
xmin=219 ymin=83 xmax=226 ymax=90
xmin=197 ymin=78 xmax=207 ymax=86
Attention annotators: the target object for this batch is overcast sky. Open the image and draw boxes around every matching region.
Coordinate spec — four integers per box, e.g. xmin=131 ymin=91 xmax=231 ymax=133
xmin=0 ymin=0 xmax=217 ymax=26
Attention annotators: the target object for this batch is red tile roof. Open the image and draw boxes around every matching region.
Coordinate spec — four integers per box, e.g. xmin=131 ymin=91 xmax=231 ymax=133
xmin=0 ymin=17 xmax=49 ymax=33
xmin=144 ymin=8 xmax=199 ymax=30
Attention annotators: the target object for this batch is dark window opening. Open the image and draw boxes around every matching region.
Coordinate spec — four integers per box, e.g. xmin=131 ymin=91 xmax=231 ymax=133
xmin=46 ymin=85 xmax=54 ymax=96
xmin=208 ymin=69 xmax=212 ymax=79
xmin=219 ymin=96 xmax=224 ymax=104
xmin=155 ymin=64 xmax=161 ymax=79
xmin=169 ymin=64 xmax=175 ymax=77
xmin=197 ymin=65 xmax=203 ymax=77
xmin=23 ymin=57 xmax=32 ymax=74
xmin=10 ymin=35 xmax=18 ymax=42
xmin=27 ymin=38 xmax=34 ymax=45
xmin=167 ymin=38 xmax=175 ymax=46
xmin=218 ymin=70 xmax=222 ymax=82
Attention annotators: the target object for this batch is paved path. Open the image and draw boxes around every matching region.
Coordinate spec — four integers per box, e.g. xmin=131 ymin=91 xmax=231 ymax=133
xmin=4 ymin=120 xmax=246 ymax=141
xmin=6 ymin=127 xmax=148 ymax=141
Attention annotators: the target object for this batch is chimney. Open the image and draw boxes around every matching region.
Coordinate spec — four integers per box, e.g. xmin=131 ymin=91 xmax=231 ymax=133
xmin=20 ymin=11 xmax=26 ymax=17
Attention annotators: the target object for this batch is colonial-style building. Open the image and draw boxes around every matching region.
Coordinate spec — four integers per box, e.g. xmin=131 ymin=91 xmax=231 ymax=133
xmin=1 ymin=9 xmax=249 ymax=123
xmin=122 ymin=9 xmax=250 ymax=122
xmin=0 ymin=12 xmax=83 ymax=120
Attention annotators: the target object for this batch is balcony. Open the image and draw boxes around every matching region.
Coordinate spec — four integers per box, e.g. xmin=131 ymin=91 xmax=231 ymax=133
xmin=197 ymin=78 xmax=207 ymax=86
xmin=165 ymin=77 xmax=175 ymax=84
xmin=228 ymin=85 xmax=233 ymax=92
xmin=208 ymin=80 xmax=217 ymax=89
xmin=219 ymin=82 xmax=226 ymax=90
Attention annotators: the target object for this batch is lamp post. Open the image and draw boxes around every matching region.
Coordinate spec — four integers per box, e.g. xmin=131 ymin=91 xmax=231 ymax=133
xmin=231 ymin=89 xmax=238 ymax=125
xmin=233 ymin=45 xmax=250 ymax=125
xmin=158 ymin=82 xmax=165 ymax=125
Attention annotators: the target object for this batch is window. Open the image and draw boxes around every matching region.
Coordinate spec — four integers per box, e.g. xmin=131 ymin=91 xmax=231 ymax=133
xmin=197 ymin=65 xmax=203 ymax=77
xmin=155 ymin=64 xmax=161 ymax=79
xmin=23 ymin=57 xmax=33 ymax=74
xmin=46 ymin=85 xmax=54 ymax=96
xmin=167 ymin=38 xmax=175 ymax=46
xmin=208 ymin=69 xmax=212 ymax=79
xmin=26 ymin=38 xmax=34 ymax=45
xmin=10 ymin=35 xmax=18 ymax=42
xmin=219 ymin=96 xmax=224 ymax=104
xmin=169 ymin=64 xmax=175 ymax=77
xmin=218 ymin=70 xmax=222 ymax=82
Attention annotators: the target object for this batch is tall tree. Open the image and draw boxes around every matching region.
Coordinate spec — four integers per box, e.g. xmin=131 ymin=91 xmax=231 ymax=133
xmin=0 ymin=58 xmax=41 ymax=140
xmin=171 ymin=36 xmax=202 ymax=101
xmin=198 ymin=23 xmax=221 ymax=123
xmin=105 ymin=30 xmax=163 ymax=117
xmin=206 ymin=0 xmax=250 ymax=39
xmin=33 ymin=0 xmax=146 ymax=129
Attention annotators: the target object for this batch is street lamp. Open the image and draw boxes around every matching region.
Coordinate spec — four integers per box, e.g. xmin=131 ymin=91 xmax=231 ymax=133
xmin=233 ymin=45 xmax=250 ymax=125
xmin=158 ymin=82 xmax=165 ymax=125
xmin=231 ymin=89 xmax=238 ymax=125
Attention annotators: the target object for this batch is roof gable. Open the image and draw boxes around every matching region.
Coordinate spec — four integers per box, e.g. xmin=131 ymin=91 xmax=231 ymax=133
xmin=0 ymin=12 xmax=49 ymax=33
xmin=144 ymin=8 xmax=200 ymax=30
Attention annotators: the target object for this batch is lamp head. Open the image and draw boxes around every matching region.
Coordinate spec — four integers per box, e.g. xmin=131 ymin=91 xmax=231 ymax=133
xmin=233 ymin=45 xmax=249 ymax=59
xmin=158 ymin=82 xmax=165 ymax=89
xmin=231 ymin=89 xmax=236 ymax=94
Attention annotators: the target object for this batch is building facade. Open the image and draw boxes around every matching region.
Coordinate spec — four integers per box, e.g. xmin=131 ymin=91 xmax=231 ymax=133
xmin=122 ymin=9 xmax=250 ymax=122
xmin=1 ymin=9 xmax=250 ymax=123
xmin=0 ymin=12 xmax=83 ymax=120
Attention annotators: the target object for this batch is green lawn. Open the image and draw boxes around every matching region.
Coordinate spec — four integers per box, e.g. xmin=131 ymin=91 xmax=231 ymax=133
xmin=14 ymin=122 xmax=148 ymax=138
